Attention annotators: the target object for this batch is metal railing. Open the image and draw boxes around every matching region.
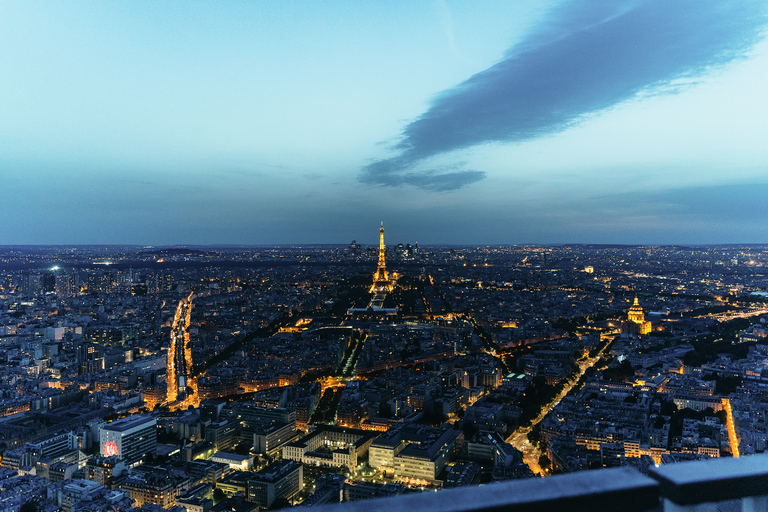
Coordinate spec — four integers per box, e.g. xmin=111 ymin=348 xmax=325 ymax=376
xmin=309 ymin=454 xmax=768 ymax=512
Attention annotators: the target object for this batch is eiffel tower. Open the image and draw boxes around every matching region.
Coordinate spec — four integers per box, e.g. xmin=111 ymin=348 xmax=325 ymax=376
xmin=370 ymin=222 xmax=393 ymax=295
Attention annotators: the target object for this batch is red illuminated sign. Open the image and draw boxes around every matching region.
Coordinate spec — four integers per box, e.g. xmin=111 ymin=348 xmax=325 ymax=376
xmin=103 ymin=441 xmax=119 ymax=457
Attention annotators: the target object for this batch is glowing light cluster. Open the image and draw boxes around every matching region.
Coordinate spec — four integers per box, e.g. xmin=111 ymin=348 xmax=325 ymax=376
xmin=722 ymin=397 xmax=740 ymax=458
xmin=167 ymin=292 xmax=195 ymax=406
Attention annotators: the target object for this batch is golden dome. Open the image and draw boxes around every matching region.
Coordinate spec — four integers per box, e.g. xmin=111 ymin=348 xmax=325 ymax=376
xmin=628 ymin=297 xmax=645 ymax=324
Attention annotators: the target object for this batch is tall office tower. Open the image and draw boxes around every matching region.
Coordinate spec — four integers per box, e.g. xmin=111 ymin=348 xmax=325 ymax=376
xmin=22 ymin=273 xmax=43 ymax=297
xmin=42 ymin=273 xmax=56 ymax=293
xmin=55 ymin=272 xmax=73 ymax=297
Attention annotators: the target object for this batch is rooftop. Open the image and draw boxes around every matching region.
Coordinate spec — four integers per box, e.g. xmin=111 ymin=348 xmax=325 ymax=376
xmin=102 ymin=414 xmax=155 ymax=432
xmin=251 ymin=460 xmax=301 ymax=483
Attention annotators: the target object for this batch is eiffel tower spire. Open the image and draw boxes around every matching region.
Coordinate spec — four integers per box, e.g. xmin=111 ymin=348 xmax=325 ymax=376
xmin=377 ymin=222 xmax=386 ymax=274
xmin=371 ymin=222 xmax=393 ymax=293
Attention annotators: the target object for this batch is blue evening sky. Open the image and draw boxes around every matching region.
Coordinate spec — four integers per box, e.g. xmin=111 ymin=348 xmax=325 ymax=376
xmin=2 ymin=1 xmax=767 ymax=245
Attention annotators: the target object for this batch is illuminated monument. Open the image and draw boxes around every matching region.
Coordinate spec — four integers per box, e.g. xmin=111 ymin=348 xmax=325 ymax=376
xmin=347 ymin=222 xmax=398 ymax=314
xmin=370 ymin=222 xmax=394 ymax=295
xmin=622 ymin=297 xmax=652 ymax=337
xmin=627 ymin=297 xmax=645 ymax=325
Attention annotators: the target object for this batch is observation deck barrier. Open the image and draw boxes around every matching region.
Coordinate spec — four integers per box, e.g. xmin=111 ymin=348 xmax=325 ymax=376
xmin=310 ymin=454 xmax=768 ymax=512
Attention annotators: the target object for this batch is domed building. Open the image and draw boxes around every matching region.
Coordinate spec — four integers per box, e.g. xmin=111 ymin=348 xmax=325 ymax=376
xmin=628 ymin=297 xmax=646 ymax=324
xmin=622 ymin=297 xmax=652 ymax=337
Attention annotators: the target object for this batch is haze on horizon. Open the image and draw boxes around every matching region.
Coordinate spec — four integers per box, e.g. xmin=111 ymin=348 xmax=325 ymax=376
xmin=2 ymin=1 xmax=768 ymax=247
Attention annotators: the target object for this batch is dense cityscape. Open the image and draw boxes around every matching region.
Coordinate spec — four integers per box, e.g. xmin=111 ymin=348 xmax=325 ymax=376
xmin=4 ymin=0 xmax=768 ymax=509
xmin=2 ymin=227 xmax=768 ymax=511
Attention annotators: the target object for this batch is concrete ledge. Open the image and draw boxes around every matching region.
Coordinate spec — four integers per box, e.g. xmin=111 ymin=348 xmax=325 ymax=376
xmin=648 ymin=454 xmax=768 ymax=505
xmin=311 ymin=467 xmax=659 ymax=512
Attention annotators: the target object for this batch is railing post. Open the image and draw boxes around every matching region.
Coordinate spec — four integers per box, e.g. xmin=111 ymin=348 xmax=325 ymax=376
xmin=649 ymin=454 xmax=768 ymax=512
xmin=742 ymin=495 xmax=768 ymax=512
xmin=662 ymin=500 xmax=718 ymax=512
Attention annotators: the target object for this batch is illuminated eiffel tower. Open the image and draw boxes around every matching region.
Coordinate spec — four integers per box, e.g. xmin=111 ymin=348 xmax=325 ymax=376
xmin=370 ymin=222 xmax=393 ymax=294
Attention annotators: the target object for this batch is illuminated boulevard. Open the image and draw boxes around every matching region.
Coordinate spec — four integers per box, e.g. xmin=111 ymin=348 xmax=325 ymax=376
xmin=166 ymin=291 xmax=197 ymax=409
xmin=506 ymin=351 xmax=607 ymax=476
xmin=722 ymin=397 xmax=740 ymax=458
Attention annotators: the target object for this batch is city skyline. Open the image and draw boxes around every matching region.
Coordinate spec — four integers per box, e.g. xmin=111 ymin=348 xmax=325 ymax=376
xmin=2 ymin=1 xmax=768 ymax=246
xmin=2 ymin=237 xmax=768 ymax=506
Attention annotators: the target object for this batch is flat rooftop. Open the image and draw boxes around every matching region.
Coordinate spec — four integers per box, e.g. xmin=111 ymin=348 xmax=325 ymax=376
xmin=212 ymin=452 xmax=252 ymax=463
xmin=102 ymin=414 xmax=155 ymax=432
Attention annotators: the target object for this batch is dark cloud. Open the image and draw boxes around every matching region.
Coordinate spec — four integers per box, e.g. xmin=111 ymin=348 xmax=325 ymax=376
xmin=402 ymin=170 xmax=486 ymax=192
xmin=360 ymin=0 xmax=767 ymax=190
xmin=361 ymin=157 xmax=484 ymax=190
